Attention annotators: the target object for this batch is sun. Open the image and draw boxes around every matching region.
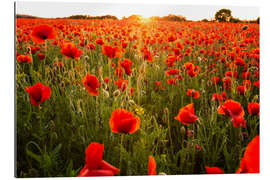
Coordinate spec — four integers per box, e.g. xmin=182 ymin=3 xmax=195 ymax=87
xmin=138 ymin=15 xmax=152 ymax=24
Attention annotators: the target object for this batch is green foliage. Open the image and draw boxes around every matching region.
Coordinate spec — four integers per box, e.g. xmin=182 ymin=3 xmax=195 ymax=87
xmin=215 ymin=9 xmax=232 ymax=22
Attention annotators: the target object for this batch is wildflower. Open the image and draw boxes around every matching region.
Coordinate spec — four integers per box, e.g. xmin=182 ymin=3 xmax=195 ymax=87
xmin=61 ymin=42 xmax=82 ymax=59
xmin=25 ymin=82 xmax=51 ymax=106
xmin=32 ymin=25 xmax=56 ymax=44
xmin=17 ymin=55 xmax=32 ymax=63
xmin=248 ymin=102 xmax=260 ymax=116
xmin=205 ymin=166 xmax=224 ymax=174
xmin=78 ymin=142 xmax=120 ymax=177
xmin=120 ymin=59 xmax=133 ymax=76
xmin=148 ymin=156 xmax=156 ymax=175
xmin=218 ymin=99 xmax=246 ymax=128
xmin=236 ymin=136 xmax=259 ymax=173
xmin=174 ymin=104 xmax=198 ymax=125
xmin=186 ymin=89 xmax=200 ymax=99
xmin=82 ymin=73 xmax=100 ymax=96
xmin=109 ymin=108 xmax=140 ymax=134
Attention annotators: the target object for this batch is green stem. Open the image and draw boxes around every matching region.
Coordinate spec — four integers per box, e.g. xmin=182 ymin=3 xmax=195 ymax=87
xmin=119 ymin=133 xmax=125 ymax=175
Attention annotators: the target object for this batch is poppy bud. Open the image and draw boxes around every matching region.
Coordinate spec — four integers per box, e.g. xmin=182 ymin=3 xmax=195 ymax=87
xmin=128 ymin=100 xmax=136 ymax=106
xmin=102 ymin=89 xmax=109 ymax=98
xmin=180 ymin=126 xmax=186 ymax=136
xmin=159 ymin=172 xmax=167 ymax=175
xmin=84 ymin=55 xmax=89 ymax=61
xmin=113 ymin=89 xmax=121 ymax=97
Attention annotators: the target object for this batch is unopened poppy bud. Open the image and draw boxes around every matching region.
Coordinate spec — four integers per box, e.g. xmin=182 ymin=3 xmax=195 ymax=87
xmin=128 ymin=100 xmax=136 ymax=106
xmin=102 ymin=89 xmax=109 ymax=98
xmin=164 ymin=107 xmax=169 ymax=114
xmin=102 ymin=82 xmax=108 ymax=90
xmin=180 ymin=126 xmax=186 ymax=136
xmin=49 ymin=120 xmax=55 ymax=131
xmin=84 ymin=55 xmax=89 ymax=61
xmin=113 ymin=89 xmax=121 ymax=97
xmin=159 ymin=172 xmax=167 ymax=175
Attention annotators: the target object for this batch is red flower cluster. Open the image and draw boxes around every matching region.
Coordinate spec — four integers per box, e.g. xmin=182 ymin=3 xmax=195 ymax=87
xmin=17 ymin=55 xmax=32 ymax=63
xmin=186 ymin=89 xmax=200 ymax=99
xmin=102 ymin=45 xmax=120 ymax=59
xmin=120 ymin=59 xmax=133 ymax=76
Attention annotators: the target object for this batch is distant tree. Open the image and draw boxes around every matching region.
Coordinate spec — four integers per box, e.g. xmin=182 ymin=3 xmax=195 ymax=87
xmin=215 ymin=9 xmax=232 ymax=22
xmin=162 ymin=14 xmax=186 ymax=22
xmin=201 ymin=18 xmax=209 ymax=22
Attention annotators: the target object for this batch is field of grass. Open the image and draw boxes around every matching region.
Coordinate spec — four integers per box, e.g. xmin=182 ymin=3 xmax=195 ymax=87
xmin=15 ymin=18 xmax=259 ymax=177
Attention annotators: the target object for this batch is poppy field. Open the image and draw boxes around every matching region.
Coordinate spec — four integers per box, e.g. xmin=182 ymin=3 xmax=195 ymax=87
xmin=15 ymin=17 xmax=259 ymax=177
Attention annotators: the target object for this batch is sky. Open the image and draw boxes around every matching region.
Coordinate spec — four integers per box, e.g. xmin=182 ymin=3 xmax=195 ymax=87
xmin=16 ymin=1 xmax=260 ymax=21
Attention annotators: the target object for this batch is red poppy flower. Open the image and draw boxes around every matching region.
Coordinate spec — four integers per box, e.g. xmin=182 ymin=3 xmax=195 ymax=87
xmin=166 ymin=69 xmax=180 ymax=76
xmin=211 ymin=92 xmax=227 ymax=103
xmin=205 ymin=166 xmax=224 ymax=174
xmin=253 ymin=80 xmax=259 ymax=88
xmin=167 ymin=77 xmax=177 ymax=85
xmin=187 ymin=69 xmax=198 ymax=77
xmin=38 ymin=53 xmax=45 ymax=61
xmin=115 ymin=67 xmax=123 ymax=79
xmin=88 ymin=43 xmax=96 ymax=50
xmin=248 ymin=102 xmax=260 ymax=116
xmin=25 ymin=82 xmax=51 ymax=106
xmin=236 ymin=136 xmax=259 ymax=173
xmin=82 ymin=73 xmax=100 ymax=96
xmin=102 ymin=45 xmax=120 ymax=59
xmin=120 ymin=59 xmax=133 ymax=76
xmin=174 ymin=104 xmax=198 ymax=125
xmin=17 ymin=55 xmax=32 ymax=63
xmin=217 ymin=99 xmax=245 ymax=118
xmin=61 ymin=42 xmax=82 ymax=59
xmin=186 ymin=89 xmax=200 ymax=99
xmin=32 ymin=25 xmax=56 ymax=44
xmin=143 ymin=50 xmax=153 ymax=62
xmin=78 ymin=142 xmax=120 ymax=177
xmin=109 ymin=108 xmax=140 ymax=134
xmin=237 ymin=86 xmax=246 ymax=95
xmin=148 ymin=156 xmax=156 ymax=175
xmin=218 ymin=99 xmax=246 ymax=128
xmin=222 ymin=77 xmax=232 ymax=90
xmin=95 ymin=38 xmax=104 ymax=45
xmin=211 ymin=76 xmax=220 ymax=85
xmin=114 ymin=79 xmax=128 ymax=92
xmin=155 ymin=81 xmax=165 ymax=90
xmin=184 ymin=62 xmax=194 ymax=71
